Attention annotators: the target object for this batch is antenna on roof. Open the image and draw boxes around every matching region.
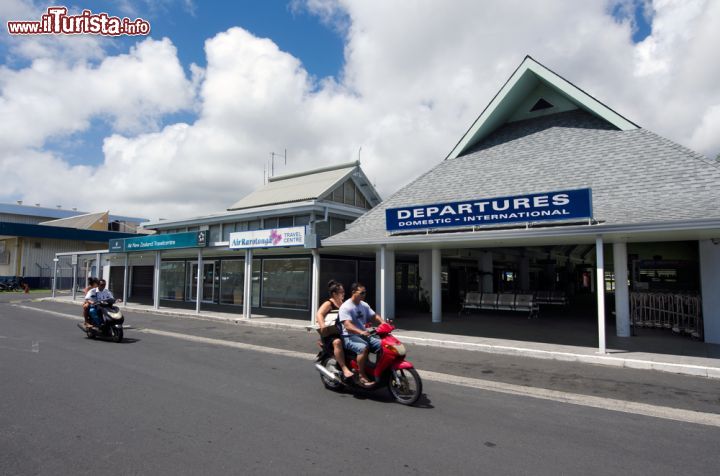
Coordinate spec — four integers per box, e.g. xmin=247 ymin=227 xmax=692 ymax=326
xmin=270 ymin=150 xmax=288 ymax=178
xmin=358 ymin=146 xmax=362 ymax=162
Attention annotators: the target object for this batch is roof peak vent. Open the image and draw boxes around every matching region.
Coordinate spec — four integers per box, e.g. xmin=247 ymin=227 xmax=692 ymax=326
xmin=530 ymin=98 xmax=554 ymax=112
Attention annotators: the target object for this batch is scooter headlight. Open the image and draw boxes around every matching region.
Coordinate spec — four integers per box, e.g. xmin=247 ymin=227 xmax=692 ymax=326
xmin=384 ymin=343 xmax=406 ymax=356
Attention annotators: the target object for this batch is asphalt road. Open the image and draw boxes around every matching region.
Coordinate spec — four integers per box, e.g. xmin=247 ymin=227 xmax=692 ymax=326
xmin=2 ymin=301 xmax=720 ymax=475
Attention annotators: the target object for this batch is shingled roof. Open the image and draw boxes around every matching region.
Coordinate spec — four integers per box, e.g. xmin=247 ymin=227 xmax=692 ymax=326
xmin=325 ymin=56 xmax=720 ymax=247
xmin=325 ymin=109 xmax=720 ymax=244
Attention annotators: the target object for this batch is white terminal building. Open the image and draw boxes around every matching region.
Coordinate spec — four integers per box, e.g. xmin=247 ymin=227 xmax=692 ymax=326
xmin=56 ymin=57 xmax=720 ymax=351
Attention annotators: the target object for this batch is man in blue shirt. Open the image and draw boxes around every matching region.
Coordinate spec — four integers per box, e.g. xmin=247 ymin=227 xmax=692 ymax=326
xmin=338 ymin=282 xmax=386 ymax=387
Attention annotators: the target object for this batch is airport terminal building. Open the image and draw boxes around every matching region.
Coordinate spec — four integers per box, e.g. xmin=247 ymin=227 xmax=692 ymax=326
xmin=326 ymin=56 xmax=720 ymax=346
xmin=56 ymin=57 xmax=720 ymax=349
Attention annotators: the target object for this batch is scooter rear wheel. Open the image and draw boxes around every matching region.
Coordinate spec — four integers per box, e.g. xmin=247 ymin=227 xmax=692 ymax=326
xmin=389 ymin=368 xmax=422 ymax=405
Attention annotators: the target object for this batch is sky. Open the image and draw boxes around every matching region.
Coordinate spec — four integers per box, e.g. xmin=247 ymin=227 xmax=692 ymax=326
xmin=0 ymin=0 xmax=718 ymax=221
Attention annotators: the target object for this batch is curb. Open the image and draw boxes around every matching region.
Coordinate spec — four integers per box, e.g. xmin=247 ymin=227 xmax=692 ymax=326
xmin=396 ymin=335 xmax=720 ymax=379
xmin=42 ymin=298 xmax=720 ymax=379
xmin=39 ymin=297 xmax=312 ymax=332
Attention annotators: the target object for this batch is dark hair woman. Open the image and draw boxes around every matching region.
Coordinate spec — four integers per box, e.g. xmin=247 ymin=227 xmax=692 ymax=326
xmin=315 ymin=280 xmax=353 ymax=379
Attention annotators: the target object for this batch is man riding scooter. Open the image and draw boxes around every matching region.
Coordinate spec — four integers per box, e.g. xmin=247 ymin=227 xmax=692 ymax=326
xmin=338 ymin=283 xmax=386 ymax=387
xmin=84 ymin=279 xmax=114 ymax=328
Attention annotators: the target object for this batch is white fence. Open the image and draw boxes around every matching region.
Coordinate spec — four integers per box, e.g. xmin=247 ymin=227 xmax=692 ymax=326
xmin=630 ymin=292 xmax=703 ymax=339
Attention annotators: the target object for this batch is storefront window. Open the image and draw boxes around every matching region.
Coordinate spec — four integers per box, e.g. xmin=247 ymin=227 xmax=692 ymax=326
xmin=278 ymin=216 xmax=294 ymax=227
xmin=248 ymin=220 xmax=261 ymax=231
xmin=222 ymin=223 xmax=235 ymax=242
xmin=160 ymin=261 xmax=186 ymax=301
xmin=219 ymin=259 xmax=244 ymax=305
xmin=294 ymin=215 xmax=311 ymax=226
xmin=209 ymin=224 xmax=221 ymax=244
xmin=263 ymin=217 xmax=278 ymax=228
xmin=261 ymin=258 xmax=310 ymax=310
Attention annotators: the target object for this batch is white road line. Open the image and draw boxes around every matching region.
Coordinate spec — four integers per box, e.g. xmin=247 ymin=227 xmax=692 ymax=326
xmin=12 ymin=303 xmax=720 ymax=428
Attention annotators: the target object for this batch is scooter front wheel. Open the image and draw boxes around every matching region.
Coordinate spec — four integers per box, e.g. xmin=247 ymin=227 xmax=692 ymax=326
xmin=389 ymin=368 xmax=422 ymax=405
xmin=112 ymin=326 xmax=123 ymax=343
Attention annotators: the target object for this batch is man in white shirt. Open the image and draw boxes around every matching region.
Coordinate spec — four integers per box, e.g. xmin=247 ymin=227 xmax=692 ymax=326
xmin=338 ymin=282 xmax=385 ymax=387
xmin=84 ymin=279 xmax=115 ymax=326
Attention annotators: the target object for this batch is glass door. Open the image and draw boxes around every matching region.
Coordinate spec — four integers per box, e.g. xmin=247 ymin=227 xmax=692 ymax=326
xmin=187 ymin=262 xmax=215 ymax=303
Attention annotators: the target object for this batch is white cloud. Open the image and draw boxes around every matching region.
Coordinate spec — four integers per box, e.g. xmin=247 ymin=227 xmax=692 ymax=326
xmin=1 ymin=0 xmax=719 ymax=221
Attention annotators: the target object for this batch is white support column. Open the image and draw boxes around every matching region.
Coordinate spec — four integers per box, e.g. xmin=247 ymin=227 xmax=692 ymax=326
xmin=379 ymin=245 xmax=387 ymax=318
xmin=375 ymin=249 xmax=382 ymax=311
xmin=52 ymin=258 xmax=58 ymax=298
xmin=153 ymin=251 xmax=161 ymax=310
xmin=311 ymin=249 xmax=320 ymax=324
xmin=595 ymin=236 xmax=606 ymax=354
xmin=72 ymin=263 xmax=77 ymax=301
xmin=243 ymin=249 xmax=253 ymax=319
xmin=122 ymin=253 xmax=129 ymax=307
xmin=386 ymin=248 xmax=395 ymax=320
xmin=613 ymin=242 xmax=630 ymax=337
xmin=480 ymin=251 xmax=493 ymax=293
xmin=195 ymin=248 xmax=203 ymax=314
xmin=699 ymin=240 xmax=720 ymax=344
xmin=95 ymin=252 xmax=101 ymax=280
xmin=431 ymin=248 xmax=442 ymax=323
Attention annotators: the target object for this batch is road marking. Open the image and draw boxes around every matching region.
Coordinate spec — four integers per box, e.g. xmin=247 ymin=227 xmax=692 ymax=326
xmin=12 ymin=303 xmax=720 ymax=427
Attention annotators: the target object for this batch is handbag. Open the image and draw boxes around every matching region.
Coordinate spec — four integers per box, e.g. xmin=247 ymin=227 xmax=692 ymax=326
xmin=317 ymin=310 xmax=340 ymax=337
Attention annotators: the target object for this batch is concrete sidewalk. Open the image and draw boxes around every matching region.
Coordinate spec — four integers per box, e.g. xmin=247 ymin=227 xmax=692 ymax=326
xmin=44 ymin=295 xmax=720 ymax=379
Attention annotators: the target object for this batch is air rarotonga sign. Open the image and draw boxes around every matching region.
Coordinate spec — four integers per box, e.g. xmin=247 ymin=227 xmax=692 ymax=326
xmin=229 ymin=227 xmax=306 ymax=249
xmin=385 ymin=189 xmax=592 ymax=232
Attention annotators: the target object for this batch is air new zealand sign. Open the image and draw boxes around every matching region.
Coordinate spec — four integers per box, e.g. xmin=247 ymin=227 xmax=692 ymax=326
xmin=385 ymin=189 xmax=592 ymax=232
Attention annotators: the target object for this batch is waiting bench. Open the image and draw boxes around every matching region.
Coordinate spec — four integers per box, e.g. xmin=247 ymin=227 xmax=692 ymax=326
xmin=535 ymin=291 xmax=568 ymax=306
xmin=461 ymin=292 xmax=539 ymax=319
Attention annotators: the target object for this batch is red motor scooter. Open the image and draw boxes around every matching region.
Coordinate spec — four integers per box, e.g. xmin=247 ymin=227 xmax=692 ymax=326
xmin=315 ymin=322 xmax=423 ymax=405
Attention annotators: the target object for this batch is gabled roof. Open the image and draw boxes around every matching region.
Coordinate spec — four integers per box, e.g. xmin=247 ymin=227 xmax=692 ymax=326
xmin=325 ymin=109 xmax=720 ymax=246
xmin=40 ymin=211 xmax=109 ymax=230
xmin=227 ymin=161 xmax=381 ymax=211
xmin=445 ymin=56 xmax=639 ymax=160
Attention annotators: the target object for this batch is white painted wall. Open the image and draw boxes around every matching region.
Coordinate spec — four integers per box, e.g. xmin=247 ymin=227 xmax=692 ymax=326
xmin=699 ymin=240 xmax=720 ymax=344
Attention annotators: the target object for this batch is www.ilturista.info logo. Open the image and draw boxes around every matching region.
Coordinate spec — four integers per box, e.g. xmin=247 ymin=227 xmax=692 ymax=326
xmin=7 ymin=7 xmax=150 ymax=36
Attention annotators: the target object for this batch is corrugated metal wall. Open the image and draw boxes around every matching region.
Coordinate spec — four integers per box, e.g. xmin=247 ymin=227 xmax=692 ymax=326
xmin=0 ymin=213 xmax=47 ymax=224
xmin=17 ymin=238 xmax=106 ymax=278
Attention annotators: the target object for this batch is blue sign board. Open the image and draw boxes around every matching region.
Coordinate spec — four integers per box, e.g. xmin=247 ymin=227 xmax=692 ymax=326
xmin=109 ymin=231 xmax=207 ymax=252
xmin=385 ymin=189 xmax=592 ymax=232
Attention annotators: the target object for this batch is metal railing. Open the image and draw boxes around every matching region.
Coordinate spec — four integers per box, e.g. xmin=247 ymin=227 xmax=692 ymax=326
xmin=630 ymin=292 xmax=703 ymax=339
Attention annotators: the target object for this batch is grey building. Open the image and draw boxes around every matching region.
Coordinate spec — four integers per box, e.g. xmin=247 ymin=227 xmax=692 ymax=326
xmin=105 ymin=161 xmax=383 ymax=316
xmin=0 ymin=203 xmax=146 ymax=288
